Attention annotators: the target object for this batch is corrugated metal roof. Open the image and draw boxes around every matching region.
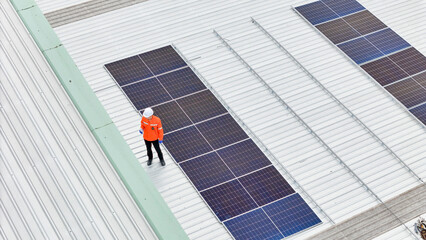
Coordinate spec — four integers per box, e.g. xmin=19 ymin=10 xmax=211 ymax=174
xmin=33 ymin=0 xmax=426 ymax=239
xmin=0 ymin=1 xmax=156 ymax=239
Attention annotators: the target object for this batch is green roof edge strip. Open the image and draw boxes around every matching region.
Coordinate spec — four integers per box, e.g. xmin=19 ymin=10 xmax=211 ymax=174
xmin=9 ymin=1 xmax=189 ymax=239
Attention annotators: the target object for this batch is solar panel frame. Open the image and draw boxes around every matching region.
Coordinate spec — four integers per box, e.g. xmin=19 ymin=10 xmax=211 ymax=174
xmin=321 ymin=0 xmax=365 ymax=17
xmin=294 ymin=1 xmax=339 ymax=25
xmin=365 ymin=28 xmax=410 ymax=55
xmin=337 ymin=37 xmax=384 ymax=64
xmin=315 ymin=18 xmax=361 ymax=44
xmin=151 ymin=101 xmax=193 ymax=132
xmin=413 ymin=71 xmax=426 ymax=88
xmin=385 ymin=79 xmax=426 ymax=108
xmin=156 ymin=67 xmax=207 ymax=98
xmin=139 ymin=45 xmax=187 ymax=75
xmin=388 ymin=48 xmax=426 ymax=76
xmin=361 ymin=57 xmax=409 ymax=86
xmin=343 ymin=10 xmax=387 ymax=35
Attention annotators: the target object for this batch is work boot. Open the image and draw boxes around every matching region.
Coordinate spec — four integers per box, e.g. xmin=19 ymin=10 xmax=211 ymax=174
xmin=160 ymin=159 xmax=166 ymax=166
xmin=147 ymin=159 xmax=153 ymax=166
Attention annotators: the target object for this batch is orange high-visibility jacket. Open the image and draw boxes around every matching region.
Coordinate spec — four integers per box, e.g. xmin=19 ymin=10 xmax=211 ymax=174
xmin=141 ymin=115 xmax=164 ymax=141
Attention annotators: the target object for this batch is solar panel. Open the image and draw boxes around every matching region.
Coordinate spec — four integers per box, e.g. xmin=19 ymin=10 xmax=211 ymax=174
xmin=156 ymin=68 xmax=206 ymax=98
xmin=296 ymin=0 xmax=426 ymax=126
xmin=121 ymin=78 xmax=172 ymax=110
xmin=337 ymin=37 xmax=383 ymax=64
xmin=316 ymin=19 xmax=361 ymax=44
xmin=365 ymin=28 xmax=410 ymax=55
xmin=163 ymin=126 xmax=213 ymax=162
xmin=196 ymin=114 xmax=249 ymax=149
xmin=413 ymin=72 xmax=426 ymax=88
xmin=224 ymin=209 xmax=283 ymax=240
xmin=321 ymin=0 xmax=365 ymax=17
xmin=217 ymin=139 xmax=271 ymax=177
xmin=263 ymin=194 xmax=321 ymax=237
xmin=106 ymin=45 xmax=322 ymax=239
xmin=105 ymin=56 xmax=153 ymax=86
xmin=385 ymin=79 xmax=426 ymax=108
xmin=152 ymin=101 xmax=192 ymax=132
xmin=410 ymin=103 xmax=426 ymax=125
xmin=295 ymin=1 xmax=338 ymax=25
xmin=201 ymin=180 xmax=258 ymax=221
xmin=343 ymin=10 xmax=387 ymax=35
xmin=139 ymin=46 xmax=187 ymax=75
xmin=388 ymin=48 xmax=426 ymax=75
xmin=361 ymin=57 xmax=409 ymax=86
xmin=180 ymin=152 xmax=234 ymax=191
xmin=177 ymin=90 xmax=228 ymax=123
xmin=239 ymin=166 xmax=295 ymax=206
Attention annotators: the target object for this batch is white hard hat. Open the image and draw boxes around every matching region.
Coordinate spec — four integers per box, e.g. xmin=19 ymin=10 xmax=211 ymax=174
xmin=143 ymin=108 xmax=154 ymax=118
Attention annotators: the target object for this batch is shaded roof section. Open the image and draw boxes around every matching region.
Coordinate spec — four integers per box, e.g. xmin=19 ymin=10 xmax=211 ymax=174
xmin=0 ymin=1 xmax=156 ymax=239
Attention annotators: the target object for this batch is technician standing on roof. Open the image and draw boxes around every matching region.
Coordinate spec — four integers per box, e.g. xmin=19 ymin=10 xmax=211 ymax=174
xmin=139 ymin=108 xmax=165 ymax=166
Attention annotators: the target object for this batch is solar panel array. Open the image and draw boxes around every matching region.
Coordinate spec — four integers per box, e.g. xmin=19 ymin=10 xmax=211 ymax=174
xmin=295 ymin=0 xmax=426 ymax=126
xmin=105 ymin=45 xmax=321 ymax=239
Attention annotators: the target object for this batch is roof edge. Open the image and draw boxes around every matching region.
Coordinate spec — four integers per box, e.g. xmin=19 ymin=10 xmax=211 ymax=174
xmin=8 ymin=1 xmax=188 ymax=239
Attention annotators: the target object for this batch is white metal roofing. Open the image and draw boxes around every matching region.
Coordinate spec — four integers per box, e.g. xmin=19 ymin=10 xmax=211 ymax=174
xmin=0 ymin=1 xmax=156 ymax=239
xmin=34 ymin=0 xmax=426 ymax=239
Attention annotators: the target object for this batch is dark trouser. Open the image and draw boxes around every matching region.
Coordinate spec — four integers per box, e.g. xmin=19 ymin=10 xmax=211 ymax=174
xmin=144 ymin=139 xmax=164 ymax=161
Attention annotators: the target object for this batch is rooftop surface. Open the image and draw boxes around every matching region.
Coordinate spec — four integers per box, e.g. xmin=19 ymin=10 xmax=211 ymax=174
xmin=3 ymin=0 xmax=426 ymax=239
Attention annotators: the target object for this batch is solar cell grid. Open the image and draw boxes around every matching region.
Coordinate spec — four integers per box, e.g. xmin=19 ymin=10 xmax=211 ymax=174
xmin=295 ymin=1 xmax=339 ymax=25
xmin=121 ymin=78 xmax=171 ymax=110
xmin=156 ymin=68 xmax=206 ymax=98
xmin=410 ymin=103 xmax=426 ymax=125
xmin=177 ymin=90 xmax=228 ymax=123
xmin=343 ymin=10 xmax=387 ymax=35
xmin=321 ymin=0 xmax=365 ymax=17
xmin=196 ymin=114 xmax=249 ymax=149
xmin=388 ymin=48 xmax=426 ymax=76
xmin=361 ymin=57 xmax=409 ymax=86
xmin=337 ymin=37 xmax=383 ymax=64
xmin=163 ymin=126 xmax=213 ymax=162
xmin=139 ymin=46 xmax=187 ymax=75
xmin=180 ymin=152 xmax=234 ymax=191
xmin=413 ymin=71 xmax=426 ymax=88
xmin=365 ymin=28 xmax=410 ymax=55
xmin=105 ymin=55 xmax=153 ymax=86
xmin=263 ymin=194 xmax=321 ymax=237
xmin=224 ymin=209 xmax=283 ymax=240
xmin=316 ymin=18 xmax=361 ymax=44
xmin=151 ymin=101 xmax=192 ymax=132
xmin=239 ymin=166 xmax=295 ymax=206
xmin=385 ymin=79 xmax=426 ymax=108
xmin=201 ymin=180 xmax=258 ymax=221
xmin=217 ymin=139 xmax=271 ymax=177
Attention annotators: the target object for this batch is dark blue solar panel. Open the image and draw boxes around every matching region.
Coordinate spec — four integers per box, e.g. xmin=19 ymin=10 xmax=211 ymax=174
xmin=295 ymin=1 xmax=339 ymax=25
xmin=263 ymin=194 xmax=321 ymax=237
xmin=224 ymin=209 xmax=283 ymax=240
xmin=151 ymin=101 xmax=192 ymax=132
xmin=105 ymin=56 xmax=153 ymax=86
xmin=201 ymin=180 xmax=258 ymax=221
xmin=196 ymin=114 xmax=249 ymax=149
xmin=239 ymin=166 xmax=295 ymax=206
xmin=365 ymin=28 xmax=411 ymax=55
xmin=139 ymin=46 xmax=187 ymax=75
xmin=163 ymin=126 xmax=213 ymax=162
xmin=180 ymin=152 xmax=234 ymax=191
xmin=157 ymin=68 xmax=206 ymax=98
xmin=122 ymin=78 xmax=172 ymax=110
xmin=322 ymin=0 xmax=365 ymax=17
xmin=177 ymin=90 xmax=227 ymax=123
xmin=337 ymin=37 xmax=384 ymax=64
xmin=410 ymin=103 xmax=426 ymax=125
xmin=217 ymin=139 xmax=271 ymax=177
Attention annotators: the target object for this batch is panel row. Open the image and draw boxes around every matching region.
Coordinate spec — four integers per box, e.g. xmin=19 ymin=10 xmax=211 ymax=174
xmin=296 ymin=0 xmax=426 ymax=125
xmin=105 ymin=45 xmax=321 ymax=239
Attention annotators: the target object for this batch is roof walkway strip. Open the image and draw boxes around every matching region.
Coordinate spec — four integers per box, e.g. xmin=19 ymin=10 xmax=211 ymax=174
xmin=8 ymin=0 xmax=188 ymax=239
